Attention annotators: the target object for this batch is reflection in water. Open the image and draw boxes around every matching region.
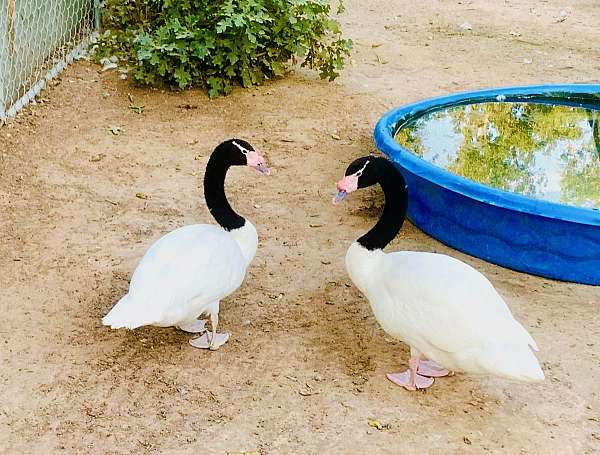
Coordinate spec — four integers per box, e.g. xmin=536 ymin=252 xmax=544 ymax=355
xmin=395 ymin=102 xmax=600 ymax=209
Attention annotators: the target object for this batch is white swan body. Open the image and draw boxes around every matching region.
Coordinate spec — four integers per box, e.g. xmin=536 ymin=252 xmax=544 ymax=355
xmin=346 ymin=242 xmax=544 ymax=382
xmin=102 ymin=222 xmax=257 ymax=329
xmin=102 ymin=139 xmax=269 ymax=349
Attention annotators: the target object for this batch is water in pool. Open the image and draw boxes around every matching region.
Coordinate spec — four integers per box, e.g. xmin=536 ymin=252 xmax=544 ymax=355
xmin=395 ymin=102 xmax=600 ymax=209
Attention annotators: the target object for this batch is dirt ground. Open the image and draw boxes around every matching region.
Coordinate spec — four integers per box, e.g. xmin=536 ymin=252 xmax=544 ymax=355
xmin=1 ymin=0 xmax=599 ymax=453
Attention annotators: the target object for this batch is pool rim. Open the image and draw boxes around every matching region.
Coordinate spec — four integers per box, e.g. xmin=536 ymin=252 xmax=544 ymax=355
xmin=373 ymin=83 xmax=600 ymax=226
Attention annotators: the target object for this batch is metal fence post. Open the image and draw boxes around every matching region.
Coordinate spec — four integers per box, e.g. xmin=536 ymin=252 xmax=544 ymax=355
xmin=94 ymin=0 xmax=101 ymax=30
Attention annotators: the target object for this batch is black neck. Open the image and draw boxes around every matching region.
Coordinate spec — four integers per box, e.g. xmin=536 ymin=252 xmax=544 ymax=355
xmin=357 ymin=160 xmax=408 ymax=251
xmin=203 ymin=152 xmax=245 ymax=231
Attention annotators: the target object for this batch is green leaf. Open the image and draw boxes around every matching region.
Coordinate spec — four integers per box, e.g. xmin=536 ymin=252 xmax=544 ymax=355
xmin=240 ymin=69 xmax=252 ymax=87
xmin=270 ymin=61 xmax=285 ymax=77
xmin=192 ymin=42 xmax=209 ymax=58
xmin=207 ymin=76 xmax=223 ymax=98
xmin=174 ymin=67 xmax=191 ymax=88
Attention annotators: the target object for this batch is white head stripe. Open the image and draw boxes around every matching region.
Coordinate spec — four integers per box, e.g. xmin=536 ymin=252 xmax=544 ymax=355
xmin=355 ymin=159 xmax=370 ymax=177
xmin=232 ymin=140 xmax=251 ymax=154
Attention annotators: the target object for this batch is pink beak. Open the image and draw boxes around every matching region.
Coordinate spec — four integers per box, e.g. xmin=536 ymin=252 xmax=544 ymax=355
xmin=332 ymin=174 xmax=358 ymax=204
xmin=246 ymin=150 xmax=270 ymax=175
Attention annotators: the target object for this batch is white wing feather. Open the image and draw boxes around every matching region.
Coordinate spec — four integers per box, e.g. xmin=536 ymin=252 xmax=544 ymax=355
xmin=103 ymin=224 xmax=246 ymax=329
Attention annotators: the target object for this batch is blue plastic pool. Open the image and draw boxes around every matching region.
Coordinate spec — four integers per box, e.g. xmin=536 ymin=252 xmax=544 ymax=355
xmin=374 ymin=84 xmax=600 ymax=285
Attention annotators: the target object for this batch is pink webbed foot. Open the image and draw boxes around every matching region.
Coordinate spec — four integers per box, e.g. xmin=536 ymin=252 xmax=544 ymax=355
xmin=189 ymin=332 xmax=230 ymax=350
xmin=417 ymin=360 xmax=452 ymax=378
xmin=386 ymin=371 xmax=434 ymax=391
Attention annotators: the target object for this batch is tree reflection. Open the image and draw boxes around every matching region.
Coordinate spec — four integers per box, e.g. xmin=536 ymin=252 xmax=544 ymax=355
xmin=395 ymin=102 xmax=600 ymax=209
xmin=562 ymin=110 xmax=600 ymax=207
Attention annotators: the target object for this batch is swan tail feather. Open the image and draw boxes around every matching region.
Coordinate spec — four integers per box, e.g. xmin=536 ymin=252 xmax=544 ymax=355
xmin=102 ymin=294 xmax=148 ymax=330
xmin=478 ymin=343 xmax=544 ymax=382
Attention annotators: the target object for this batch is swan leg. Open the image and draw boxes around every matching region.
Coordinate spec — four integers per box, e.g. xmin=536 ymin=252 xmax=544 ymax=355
xmin=188 ymin=303 xmax=230 ymax=350
xmin=177 ymin=319 xmax=208 ymax=333
xmin=417 ymin=359 xmax=452 ymax=378
xmin=386 ymin=357 xmax=435 ymax=391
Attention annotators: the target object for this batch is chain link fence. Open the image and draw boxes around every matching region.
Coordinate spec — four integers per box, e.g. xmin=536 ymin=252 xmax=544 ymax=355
xmin=0 ymin=0 xmax=99 ymax=120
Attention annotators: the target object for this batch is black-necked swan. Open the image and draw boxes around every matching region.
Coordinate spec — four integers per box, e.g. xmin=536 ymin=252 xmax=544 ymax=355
xmin=333 ymin=155 xmax=544 ymax=390
xmin=102 ymin=139 xmax=270 ymax=350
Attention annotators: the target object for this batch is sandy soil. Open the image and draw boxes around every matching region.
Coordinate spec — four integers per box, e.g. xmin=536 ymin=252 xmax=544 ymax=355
xmin=1 ymin=0 xmax=600 ymax=453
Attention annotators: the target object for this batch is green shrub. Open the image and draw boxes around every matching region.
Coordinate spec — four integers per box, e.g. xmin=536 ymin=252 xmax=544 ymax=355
xmin=94 ymin=0 xmax=352 ymax=97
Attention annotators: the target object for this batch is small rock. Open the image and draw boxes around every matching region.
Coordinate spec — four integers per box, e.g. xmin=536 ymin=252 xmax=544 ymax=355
xmin=460 ymin=22 xmax=473 ymax=31
xmin=368 ymin=419 xmax=384 ymax=430
xmin=299 ymin=389 xmax=319 ymax=397
xmin=109 ymin=125 xmax=122 ymax=135
xmin=555 ymin=10 xmax=569 ymax=23
xmin=90 ymin=153 xmax=105 ymax=162
xmin=179 ymin=104 xmax=199 ymax=110
xmin=99 ymin=57 xmax=117 ymax=71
